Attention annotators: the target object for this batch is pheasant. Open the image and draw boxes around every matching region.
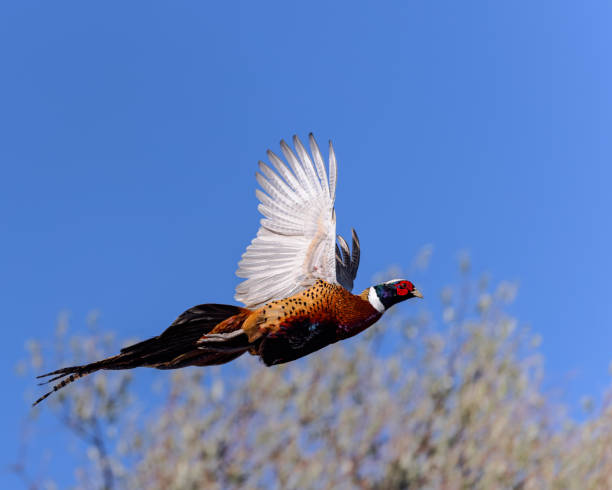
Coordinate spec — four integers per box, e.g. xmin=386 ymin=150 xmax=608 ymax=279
xmin=33 ymin=134 xmax=422 ymax=406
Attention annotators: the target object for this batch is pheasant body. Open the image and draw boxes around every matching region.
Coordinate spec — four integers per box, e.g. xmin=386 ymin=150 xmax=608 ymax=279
xmin=240 ymin=280 xmax=382 ymax=365
xmin=34 ymin=134 xmax=422 ymax=406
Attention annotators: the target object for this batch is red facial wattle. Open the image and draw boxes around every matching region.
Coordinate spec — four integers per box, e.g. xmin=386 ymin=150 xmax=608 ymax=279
xmin=396 ymin=281 xmax=413 ymax=296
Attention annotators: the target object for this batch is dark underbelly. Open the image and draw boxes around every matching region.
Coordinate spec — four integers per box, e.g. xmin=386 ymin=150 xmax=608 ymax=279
xmin=256 ymin=319 xmax=338 ymax=366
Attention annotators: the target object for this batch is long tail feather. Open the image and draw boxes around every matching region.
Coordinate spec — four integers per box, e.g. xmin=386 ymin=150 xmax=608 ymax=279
xmin=38 ymin=372 xmax=72 ymax=385
xmin=33 ymin=303 xmax=252 ymax=407
xmin=33 ymin=369 xmax=95 ymax=407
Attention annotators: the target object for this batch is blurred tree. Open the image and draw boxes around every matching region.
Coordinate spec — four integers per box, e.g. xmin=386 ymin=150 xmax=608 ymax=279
xmin=15 ymin=263 xmax=612 ymax=489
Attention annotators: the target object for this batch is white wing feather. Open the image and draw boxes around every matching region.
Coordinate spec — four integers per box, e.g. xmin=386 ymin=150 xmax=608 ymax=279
xmin=235 ymin=134 xmax=338 ymax=308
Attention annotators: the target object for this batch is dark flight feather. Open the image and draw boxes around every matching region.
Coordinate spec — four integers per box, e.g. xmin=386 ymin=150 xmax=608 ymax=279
xmin=335 ymin=228 xmax=360 ymax=291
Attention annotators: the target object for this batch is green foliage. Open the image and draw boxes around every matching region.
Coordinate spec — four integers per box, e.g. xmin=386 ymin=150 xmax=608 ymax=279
xmin=17 ymin=267 xmax=612 ymax=489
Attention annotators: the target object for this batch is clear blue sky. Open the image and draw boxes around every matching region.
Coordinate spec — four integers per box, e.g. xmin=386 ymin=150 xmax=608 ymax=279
xmin=2 ymin=1 xmax=611 ymax=486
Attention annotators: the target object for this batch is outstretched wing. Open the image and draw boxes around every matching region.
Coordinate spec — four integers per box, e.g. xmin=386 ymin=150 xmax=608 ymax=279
xmin=235 ymin=134 xmax=358 ymax=308
xmin=335 ymin=228 xmax=360 ymax=292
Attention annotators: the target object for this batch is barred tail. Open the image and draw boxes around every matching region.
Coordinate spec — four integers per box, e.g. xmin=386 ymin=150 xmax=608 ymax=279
xmin=33 ymin=303 xmax=252 ymax=407
xmin=33 ymin=367 xmax=98 ymax=407
xmin=33 ymin=350 xmax=142 ymax=407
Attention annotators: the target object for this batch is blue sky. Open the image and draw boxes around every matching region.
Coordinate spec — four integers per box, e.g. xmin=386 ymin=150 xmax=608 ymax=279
xmin=2 ymin=1 xmax=612 ymax=486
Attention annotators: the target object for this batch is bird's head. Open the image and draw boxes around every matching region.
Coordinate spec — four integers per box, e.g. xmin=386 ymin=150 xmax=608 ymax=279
xmin=367 ymin=279 xmax=423 ymax=313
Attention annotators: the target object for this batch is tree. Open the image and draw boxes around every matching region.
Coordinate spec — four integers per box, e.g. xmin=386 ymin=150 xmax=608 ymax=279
xmin=15 ymin=261 xmax=612 ymax=489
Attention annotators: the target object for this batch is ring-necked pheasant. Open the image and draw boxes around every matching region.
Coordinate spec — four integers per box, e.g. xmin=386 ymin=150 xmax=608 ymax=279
xmin=34 ymin=134 xmax=422 ymax=406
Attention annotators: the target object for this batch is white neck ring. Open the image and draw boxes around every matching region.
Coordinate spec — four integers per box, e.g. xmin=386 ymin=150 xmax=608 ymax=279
xmin=368 ymin=287 xmax=385 ymax=313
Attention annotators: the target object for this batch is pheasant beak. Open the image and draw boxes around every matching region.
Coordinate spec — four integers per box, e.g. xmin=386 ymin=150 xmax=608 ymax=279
xmin=412 ymin=289 xmax=424 ymax=299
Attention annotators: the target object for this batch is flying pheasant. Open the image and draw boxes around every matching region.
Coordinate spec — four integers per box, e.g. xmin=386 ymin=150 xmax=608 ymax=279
xmin=34 ymin=134 xmax=422 ymax=406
